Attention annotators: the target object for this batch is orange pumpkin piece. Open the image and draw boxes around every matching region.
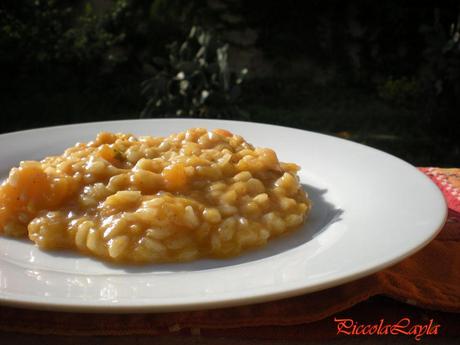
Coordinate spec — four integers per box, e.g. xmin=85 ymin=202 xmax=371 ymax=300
xmin=213 ymin=128 xmax=233 ymax=137
xmin=162 ymin=163 xmax=187 ymax=191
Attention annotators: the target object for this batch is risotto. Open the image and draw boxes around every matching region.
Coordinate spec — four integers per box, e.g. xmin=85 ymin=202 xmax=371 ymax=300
xmin=0 ymin=128 xmax=311 ymax=264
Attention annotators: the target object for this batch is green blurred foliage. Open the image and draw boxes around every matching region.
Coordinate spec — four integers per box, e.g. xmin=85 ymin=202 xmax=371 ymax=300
xmin=423 ymin=11 xmax=460 ymax=139
xmin=141 ymin=26 xmax=248 ymax=118
xmin=0 ymin=0 xmax=128 ymax=72
xmin=1 ymin=0 xmax=458 ymax=107
xmin=377 ymin=77 xmax=421 ymax=108
xmin=0 ymin=0 xmax=459 ymax=165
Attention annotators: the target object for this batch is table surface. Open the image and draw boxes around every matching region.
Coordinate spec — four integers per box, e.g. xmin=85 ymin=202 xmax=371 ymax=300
xmin=1 ymin=297 xmax=459 ymax=343
xmin=1 ymin=332 xmax=458 ymax=344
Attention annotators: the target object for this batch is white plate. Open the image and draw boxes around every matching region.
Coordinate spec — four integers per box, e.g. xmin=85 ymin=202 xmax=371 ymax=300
xmin=0 ymin=119 xmax=447 ymax=312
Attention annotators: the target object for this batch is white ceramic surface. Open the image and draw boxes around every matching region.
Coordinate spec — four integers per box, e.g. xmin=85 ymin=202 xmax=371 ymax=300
xmin=0 ymin=119 xmax=447 ymax=312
